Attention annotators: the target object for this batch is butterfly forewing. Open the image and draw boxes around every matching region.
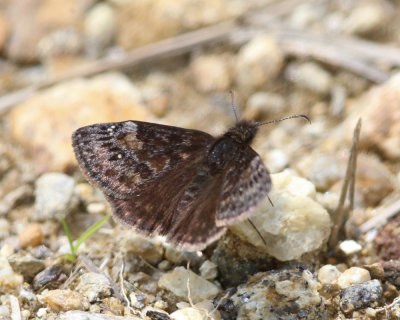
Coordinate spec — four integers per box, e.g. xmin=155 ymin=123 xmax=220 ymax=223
xmin=72 ymin=121 xmax=214 ymax=199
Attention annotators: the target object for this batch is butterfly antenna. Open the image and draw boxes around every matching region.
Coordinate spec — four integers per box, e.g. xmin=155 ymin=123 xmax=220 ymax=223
xmin=247 ymin=218 xmax=268 ymax=249
xmin=230 ymin=90 xmax=239 ymax=122
xmin=256 ymin=114 xmax=311 ymax=127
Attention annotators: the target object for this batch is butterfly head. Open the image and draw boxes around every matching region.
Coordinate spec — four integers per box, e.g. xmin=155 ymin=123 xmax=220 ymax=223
xmin=225 ymin=119 xmax=258 ymax=145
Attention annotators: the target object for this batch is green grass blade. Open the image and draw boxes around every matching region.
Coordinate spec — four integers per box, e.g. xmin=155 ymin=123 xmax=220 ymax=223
xmin=73 ymin=215 xmax=111 ymax=253
xmin=63 ymin=253 xmax=76 ymax=263
xmin=61 ymin=218 xmax=75 ymax=255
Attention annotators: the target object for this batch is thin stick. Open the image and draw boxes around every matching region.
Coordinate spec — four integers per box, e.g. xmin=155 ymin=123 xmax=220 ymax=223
xmin=0 ymin=21 xmax=236 ymax=114
xmin=257 ymin=114 xmax=311 ymax=127
xmin=247 ymin=218 xmax=268 ymax=248
xmin=359 ymin=199 xmax=400 ymax=234
xmin=328 ymin=118 xmax=361 ymax=249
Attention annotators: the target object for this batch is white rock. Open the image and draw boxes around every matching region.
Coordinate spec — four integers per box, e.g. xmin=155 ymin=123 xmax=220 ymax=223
xmin=158 ymin=267 xmax=220 ymax=303
xmin=338 ymin=267 xmax=371 ymax=289
xmin=36 ymin=308 xmax=48 ymax=318
xmin=171 ymin=300 xmax=221 ymax=320
xmin=230 ymin=170 xmax=331 ymax=261
xmin=199 ymin=260 xmax=218 ymax=280
xmin=339 ymin=240 xmax=362 ymax=256
xmin=318 ymin=265 xmax=342 ymax=284
xmin=86 ymin=202 xmax=107 ymax=214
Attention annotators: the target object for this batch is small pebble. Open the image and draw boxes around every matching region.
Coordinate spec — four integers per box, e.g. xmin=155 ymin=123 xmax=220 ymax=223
xmin=190 ymin=54 xmax=232 ymax=93
xmin=41 ymin=289 xmax=90 ymax=312
xmin=36 ymin=308 xmax=48 ymax=318
xmin=86 ymin=202 xmax=107 ymax=214
xmin=77 ymin=272 xmax=111 ymax=302
xmin=340 ymin=279 xmax=383 ymax=313
xmin=154 ymin=300 xmax=168 ymax=310
xmin=318 ymin=264 xmax=342 ymax=285
xmin=285 ymin=62 xmax=333 ymax=95
xmin=199 ymin=260 xmax=218 ymax=280
xmin=158 ymin=260 xmax=171 ymax=271
xmin=158 ymin=267 xmax=220 ymax=303
xmin=244 ymin=91 xmax=285 ymax=120
xmin=235 ymin=34 xmax=284 ymax=92
xmin=338 ymin=267 xmax=371 ymax=289
xmin=339 ymin=240 xmax=362 ymax=256
xmin=342 ymin=3 xmax=386 ymax=36
xmin=33 ymin=265 xmax=67 ymax=291
xmin=8 ymin=254 xmax=46 ymax=281
xmin=129 ymin=292 xmax=147 ymax=309
xmin=19 ymin=223 xmax=44 ymax=248
xmin=84 ymin=2 xmax=117 ymax=55
xmin=171 ymin=301 xmax=221 ymax=320
xmin=21 ymin=309 xmax=31 ymax=319
xmin=34 ymin=173 xmax=77 ymax=220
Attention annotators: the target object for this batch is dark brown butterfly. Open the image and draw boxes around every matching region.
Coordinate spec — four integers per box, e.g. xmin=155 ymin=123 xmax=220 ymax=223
xmin=72 ymin=115 xmax=309 ymax=251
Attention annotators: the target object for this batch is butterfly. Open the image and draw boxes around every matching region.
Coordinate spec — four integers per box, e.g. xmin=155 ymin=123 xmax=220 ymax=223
xmin=72 ymin=114 xmax=309 ymax=251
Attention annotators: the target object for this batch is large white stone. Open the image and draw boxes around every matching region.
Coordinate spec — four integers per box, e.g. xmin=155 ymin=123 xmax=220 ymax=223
xmin=230 ymin=170 xmax=331 ymax=261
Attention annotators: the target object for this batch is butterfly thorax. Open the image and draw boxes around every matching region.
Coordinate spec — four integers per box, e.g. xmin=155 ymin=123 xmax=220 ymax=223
xmin=207 ymin=120 xmax=258 ymax=175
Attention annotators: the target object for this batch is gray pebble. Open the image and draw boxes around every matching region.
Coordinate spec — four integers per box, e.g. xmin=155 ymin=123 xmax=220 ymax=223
xmin=34 ymin=173 xmax=77 ymax=220
xmin=340 ymin=279 xmax=383 ymax=313
xmin=8 ymin=254 xmax=45 ymax=281
xmin=77 ymin=272 xmax=111 ymax=303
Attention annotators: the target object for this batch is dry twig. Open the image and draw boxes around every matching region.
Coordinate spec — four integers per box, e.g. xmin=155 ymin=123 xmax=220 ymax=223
xmin=0 ymin=21 xmax=236 ymax=114
xmin=359 ymin=199 xmax=400 ymax=234
xmin=328 ymin=118 xmax=362 ymax=249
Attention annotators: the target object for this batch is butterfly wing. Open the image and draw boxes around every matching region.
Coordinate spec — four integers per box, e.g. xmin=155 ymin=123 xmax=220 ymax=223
xmin=72 ymin=120 xmax=214 ymax=200
xmin=107 ymin=164 xmax=227 ymax=250
xmin=216 ymin=146 xmax=271 ymax=226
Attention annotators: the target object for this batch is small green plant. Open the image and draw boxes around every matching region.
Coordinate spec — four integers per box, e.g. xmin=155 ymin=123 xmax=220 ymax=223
xmin=61 ymin=215 xmax=111 ymax=263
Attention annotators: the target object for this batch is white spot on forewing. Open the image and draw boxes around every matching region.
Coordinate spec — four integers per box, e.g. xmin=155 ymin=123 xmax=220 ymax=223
xmin=124 ymin=121 xmax=138 ymax=132
xmin=118 ymin=154 xmax=123 ymax=159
